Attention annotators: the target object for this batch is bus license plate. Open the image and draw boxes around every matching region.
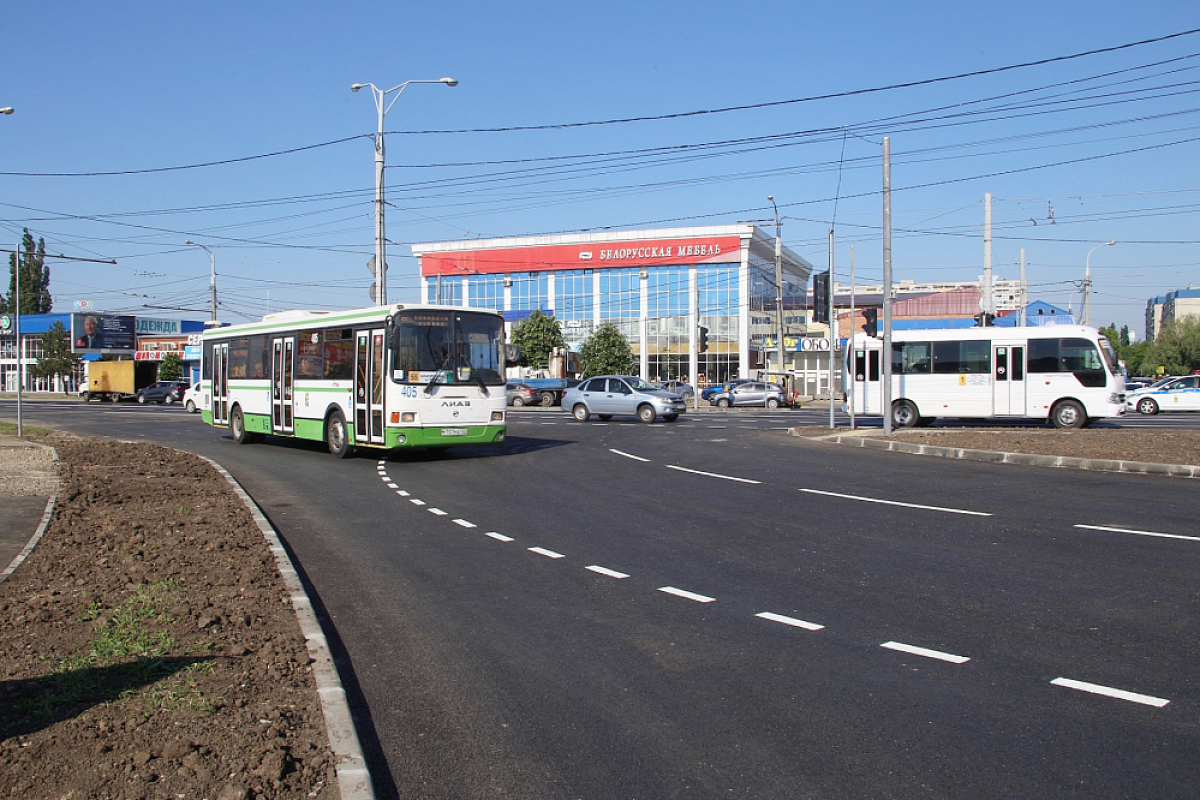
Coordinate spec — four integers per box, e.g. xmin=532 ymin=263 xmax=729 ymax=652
xmin=441 ymin=428 xmax=468 ymax=436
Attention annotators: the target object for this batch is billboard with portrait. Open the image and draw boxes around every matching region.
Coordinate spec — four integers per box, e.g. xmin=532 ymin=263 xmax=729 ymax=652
xmin=72 ymin=313 xmax=136 ymax=354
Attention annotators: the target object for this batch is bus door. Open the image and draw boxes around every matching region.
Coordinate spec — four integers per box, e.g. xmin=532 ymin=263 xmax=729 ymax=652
xmin=211 ymin=342 xmax=230 ymax=426
xmin=992 ymin=343 xmax=1026 ymax=416
xmin=852 ymin=345 xmax=881 ymax=415
xmin=271 ymin=336 xmax=295 ymax=435
xmin=355 ymin=329 xmax=386 ymax=446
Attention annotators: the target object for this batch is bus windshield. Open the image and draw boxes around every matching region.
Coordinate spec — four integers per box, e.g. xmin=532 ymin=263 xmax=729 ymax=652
xmin=391 ymin=310 xmax=505 ymax=385
xmin=1097 ymin=336 xmax=1120 ymax=375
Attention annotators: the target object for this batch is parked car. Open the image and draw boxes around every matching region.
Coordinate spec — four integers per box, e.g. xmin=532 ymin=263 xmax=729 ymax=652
xmin=562 ymin=375 xmax=687 ymax=423
xmin=135 ymin=380 xmax=189 ymax=405
xmin=655 ymin=380 xmax=695 ymax=401
xmin=182 ymin=382 xmax=203 ymax=413
xmin=707 ymin=381 xmax=787 ymax=409
xmin=505 ymin=382 xmax=540 ymax=407
xmin=1127 ymin=375 xmax=1200 ymax=415
xmin=700 ymin=378 xmax=753 ymax=401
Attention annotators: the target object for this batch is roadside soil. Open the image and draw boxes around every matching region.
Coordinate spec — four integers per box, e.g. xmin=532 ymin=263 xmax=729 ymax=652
xmin=2 ymin=422 xmax=1197 ymax=800
xmin=793 ymin=424 xmax=1200 ymax=466
xmin=0 ymin=432 xmax=338 ymax=800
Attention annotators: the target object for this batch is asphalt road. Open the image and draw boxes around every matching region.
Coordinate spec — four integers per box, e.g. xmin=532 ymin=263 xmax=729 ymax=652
xmin=6 ymin=399 xmax=1200 ymax=799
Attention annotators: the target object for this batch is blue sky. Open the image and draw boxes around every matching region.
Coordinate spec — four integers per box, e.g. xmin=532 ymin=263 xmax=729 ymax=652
xmin=2 ymin=1 xmax=1198 ymax=337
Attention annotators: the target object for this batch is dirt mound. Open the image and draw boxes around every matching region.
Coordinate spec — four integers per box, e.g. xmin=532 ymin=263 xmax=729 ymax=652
xmin=0 ymin=435 xmax=338 ymax=800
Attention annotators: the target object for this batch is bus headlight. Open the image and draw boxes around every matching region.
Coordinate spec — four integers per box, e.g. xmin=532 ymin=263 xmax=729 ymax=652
xmin=402 ymin=412 xmax=416 ymax=423
xmin=492 ymin=411 xmax=504 ymax=421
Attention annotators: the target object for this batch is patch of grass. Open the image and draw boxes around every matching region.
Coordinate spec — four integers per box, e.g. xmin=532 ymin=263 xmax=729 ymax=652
xmin=11 ymin=581 xmax=182 ymax=723
xmin=0 ymin=420 xmax=55 ymax=437
xmin=142 ymin=661 xmax=218 ymax=716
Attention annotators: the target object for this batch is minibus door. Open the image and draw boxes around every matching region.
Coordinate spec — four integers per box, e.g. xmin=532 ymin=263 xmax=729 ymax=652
xmin=993 ymin=344 xmax=1026 ymax=416
xmin=853 ymin=346 xmax=881 ymax=415
xmin=355 ymin=329 xmax=387 ymax=446
xmin=271 ymin=337 xmax=295 ymax=435
xmin=211 ymin=342 xmax=229 ymax=426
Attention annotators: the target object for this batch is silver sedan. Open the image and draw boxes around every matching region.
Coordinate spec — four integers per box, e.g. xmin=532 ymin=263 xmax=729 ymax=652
xmin=562 ymin=376 xmax=687 ymax=423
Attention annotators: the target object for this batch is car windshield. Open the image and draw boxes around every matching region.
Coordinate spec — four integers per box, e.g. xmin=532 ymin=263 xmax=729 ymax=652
xmin=624 ymin=377 xmax=656 ymax=391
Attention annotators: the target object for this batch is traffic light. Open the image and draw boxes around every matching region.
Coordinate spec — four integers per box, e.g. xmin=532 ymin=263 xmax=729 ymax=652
xmin=812 ymin=270 xmax=831 ymax=324
xmin=862 ymin=308 xmax=878 ymax=338
xmin=698 ymin=325 xmax=709 ymax=353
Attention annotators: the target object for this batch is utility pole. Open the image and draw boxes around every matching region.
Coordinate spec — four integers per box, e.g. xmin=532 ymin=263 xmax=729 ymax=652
xmin=768 ymin=196 xmax=785 ymax=389
xmin=882 ymin=137 xmax=893 ymax=436
xmin=849 ymin=245 xmax=856 ymax=430
xmin=982 ymin=193 xmax=994 ymax=318
xmin=828 ymin=228 xmax=835 ymax=429
xmin=1019 ymin=248 xmax=1027 ymax=327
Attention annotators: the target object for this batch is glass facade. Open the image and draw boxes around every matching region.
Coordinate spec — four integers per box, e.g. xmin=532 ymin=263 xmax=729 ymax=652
xmin=418 ymin=228 xmax=813 ymax=389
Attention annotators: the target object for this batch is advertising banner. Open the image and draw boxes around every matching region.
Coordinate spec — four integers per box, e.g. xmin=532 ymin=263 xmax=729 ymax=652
xmin=72 ymin=313 xmax=136 ymax=354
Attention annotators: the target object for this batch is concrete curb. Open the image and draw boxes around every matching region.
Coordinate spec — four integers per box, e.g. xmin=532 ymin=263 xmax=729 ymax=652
xmin=198 ymin=455 xmax=375 ymax=800
xmin=0 ymin=442 xmax=59 ymax=586
xmin=792 ymin=429 xmax=1200 ymax=478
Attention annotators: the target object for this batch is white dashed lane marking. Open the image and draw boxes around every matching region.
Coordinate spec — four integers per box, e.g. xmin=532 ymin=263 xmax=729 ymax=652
xmin=755 ymin=612 xmax=824 ymax=631
xmin=658 ymin=586 xmax=716 ymax=603
xmin=881 ymin=641 xmax=970 ymax=664
xmin=1051 ymin=677 xmax=1169 ymax=707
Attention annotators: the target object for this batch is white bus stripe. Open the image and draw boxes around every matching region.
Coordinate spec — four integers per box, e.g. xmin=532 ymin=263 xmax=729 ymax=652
xmin=1051 ymin=677 xmax=1169 ymax=707
xmin=800 ymin=488 xmax=991 ymax=516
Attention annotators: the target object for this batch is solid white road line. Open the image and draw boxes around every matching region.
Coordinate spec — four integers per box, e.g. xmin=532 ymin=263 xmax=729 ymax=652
xmin=1075 ymin=524 xmax=1200 ymax=543
xmin=666 ymin=465 xmax=761 ymax=484
xmin=486 ymin=532 xmax=514 ymax=542
xmin=755 ymin=612 xmax=824 ymax=631
xmin=586 ymin=565 xmax=630 ymax=579
xmin=881 ymin=641 xmax=970 ymax=664
xmin=529 ymin=547 xmax=565 ymax=559
xmin=658 ymin=586 xmax=716 ymax=603
xmin=799 ymin=488 xmax=991 ymax=516
xmin=1051 ymin=677 xmax=1170 ymax=707
xmin=610 ymin=449 xmax=651 ymax=462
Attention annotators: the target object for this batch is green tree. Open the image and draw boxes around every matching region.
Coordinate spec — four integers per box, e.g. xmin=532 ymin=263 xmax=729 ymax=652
xmin=509 ymin=310 xmax=566 ymax=368
xmin=28 ymin=321 xmax=79 ymax=394
xmin=1142 ymin=316 xmax=1200 ymax=375
xmin=1 ymin=229 xmax=51 ymax=314
xmin=158 ymin=352 xmax=184 ymax=381
xmin=579 ymin=322 xmax=635 ymax=377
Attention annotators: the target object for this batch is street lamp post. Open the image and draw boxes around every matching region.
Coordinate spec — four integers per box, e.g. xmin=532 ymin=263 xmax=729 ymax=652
xmin=352 ymin=77 xmax=458 ymax=307
xmin=185 ymin=241 xmax=217 ymax=322
xmin=1083 ymin=240 xmax=1116 ymax=327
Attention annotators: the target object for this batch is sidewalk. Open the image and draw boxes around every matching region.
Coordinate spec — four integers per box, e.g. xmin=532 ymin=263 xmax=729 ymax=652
xmin=0 ymin=437 xmax=59 ymax=581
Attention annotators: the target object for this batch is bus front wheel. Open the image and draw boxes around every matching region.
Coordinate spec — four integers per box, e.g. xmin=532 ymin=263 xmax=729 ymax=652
xmin=326 ymin=410 xmax=354 ymax=458
xmin=891 ymin=399 xmax=920 ymax=429
xmin=1051 ymin=400 xmax=1086 ymax=429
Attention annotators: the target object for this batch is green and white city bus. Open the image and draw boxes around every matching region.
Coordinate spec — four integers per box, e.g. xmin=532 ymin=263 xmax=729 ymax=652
xmin=200 ymin=304 xmax=508 ymax=457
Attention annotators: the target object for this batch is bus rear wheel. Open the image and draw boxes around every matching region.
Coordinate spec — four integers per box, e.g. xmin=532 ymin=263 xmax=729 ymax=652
xmin=326 ymin=410 xmax=354 ymax=458
xmin=231 ymin=406 xmax=261 ymax=444
xmin=891 ymin=399 xmax=920 ymax=429
xmin=1051 ymin=400 xmax=1086 ymax=429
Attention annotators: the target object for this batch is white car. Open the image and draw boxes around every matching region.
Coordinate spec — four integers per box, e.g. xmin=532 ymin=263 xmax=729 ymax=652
xmin=182 ymin=382 xmax=204 ymax=414
xmin=1127 ymin=375 xmax=1200 ymax=415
